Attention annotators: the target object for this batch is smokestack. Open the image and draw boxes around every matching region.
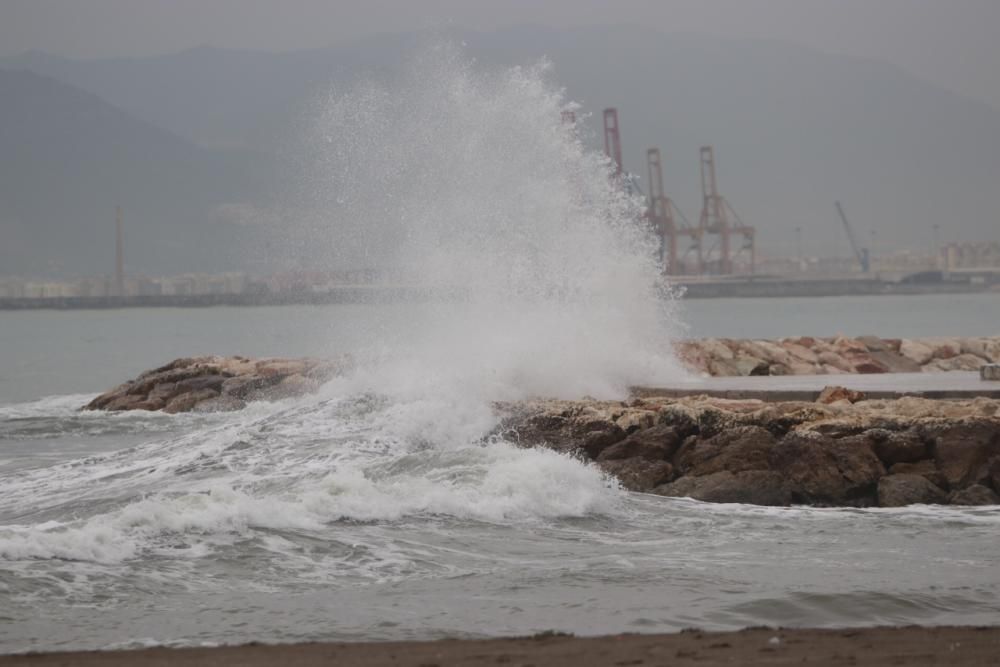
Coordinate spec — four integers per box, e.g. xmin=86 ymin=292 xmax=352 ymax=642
xmin=115 ymin=205 xmax=124 ymax=297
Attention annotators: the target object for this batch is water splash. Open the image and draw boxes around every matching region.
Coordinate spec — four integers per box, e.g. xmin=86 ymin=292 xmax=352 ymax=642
xmin=295 ymin=44 xmax=684 ymax=404
xmin=0 ymin=46 xmax=684 ymax=568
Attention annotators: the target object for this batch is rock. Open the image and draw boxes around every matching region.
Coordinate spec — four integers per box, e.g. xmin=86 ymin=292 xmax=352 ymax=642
xmin=900 ymin=340 xmax=934 ymax=365
xmin=652 ymin=470 xmax=792 ymax=506
xmin=597 ymin=424 xmax=684 ymax=462
xmin=598 ymin=458 xmax=673 ymax=492
xmin=816 ymin=386 xmax=866 ymax=405
xmin=960 ymin=339 xmax=989 ymax=360
xmin=788 ymin=361 xmax=821 ymax=375
xmin=84 ymin=355 xmax=338 ymax=413
xmin=947 ymin=484 xmax=1000 ymax=506
xmin=674 ymin=341 xmax=711 ymax=374
xmin=927 ymin=421 xmax=1000 ymax=489
xmin=737 ymin=340 xmax=776 ymax=362
xmin=163 ymin=388 xmax=220 ymax=414
xmin=615 ymin=408 xmax=657 ymax=434
xmin=923 ymin=354 xmax=986 ymax=372
xmin=732 ymin=355 xmax=770 ymax=376
xmin=581 ymin=424 xmax=628 ymax=458
xmin=857 ymin=335 xmax=888 ymax=352
xmin=923 ymin=358 xmax=959 ymax=373
xmin=817 ymin=351 xmax=854 ymax=373
xmin=882 ymin=338 xmax=903 ymax=352
xmin=859 ymin=428 xmax=928 ymax=466
xmin=707 ymin=358 xmax=741 ymax=377
xmin=833 ymin=336 xmax=869 ymax=355
xmin=132 ymin=398 xmax=166 ymax=411
xmin=674 ymin=426 xmax=776 ymax=476
xmin=105 ymin=394 xmax=148 ymax=411
xmin=877 ymin=474 xmax=947 ymax=507
xmin=768 ymin=432 xmax=885 ymax=505
xmin=889 ymin=460 xmax=949 ymax=490
xmin=989 ymin=457 xmax=1000 ymax=492
xmin=782 ymin=342 xmax=819 ymax=365
xmin=258 ymin=374 xmax=321 ymax=400
xmin=172 ymin=374 xmax=227 ymax=395
xmin=868 ymin=350 xmax=922 ymax=374
xmin=960 ymin=353 xmax=988 ymax=370
xmin=851 ymin=356 xmax=890 ymax=374
xmin=754 ymin=341 xmax=793 ymax=367
xmin=506 ymin=409 xmax=627 ymax=457
xmin=194 ymin=396 xmax=247 ymax=412
xmin=927 ymin=338 xmax=962 ymax=360
xmin=672 ymin=337 xmax=999 ymax=377
xmin=701 ymin=338 xmax=735 ymax=361
xmin=221 ymin=375 xmax=276 ymax=399
xmin=255 ymin=358 xmax=310 ymax=377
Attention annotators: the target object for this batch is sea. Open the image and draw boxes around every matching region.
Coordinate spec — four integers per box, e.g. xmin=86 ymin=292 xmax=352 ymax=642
xmin=2 ymin=47 xmax=999 ymax=653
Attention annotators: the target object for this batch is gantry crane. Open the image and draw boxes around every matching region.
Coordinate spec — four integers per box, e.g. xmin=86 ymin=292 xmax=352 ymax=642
xmin=697 ymin=146 xmax=754 ymax=274
xmin=646 ymin=148 xmax=700 ymax=275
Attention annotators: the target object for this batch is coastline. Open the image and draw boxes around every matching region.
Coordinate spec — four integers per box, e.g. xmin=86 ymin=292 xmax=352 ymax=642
xmin=4 ymin=626 xmax=998 ymax=665
xmin=1 ymin=278 xmax=997 ymax=311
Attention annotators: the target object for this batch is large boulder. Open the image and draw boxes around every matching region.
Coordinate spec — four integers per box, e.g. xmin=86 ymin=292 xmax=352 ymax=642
xmin=877 ymin=474 xmax=947 ymax=507
xmin=948 ymin=484 xmax=1000 ymax=506
xmin=652 ymin=470 xmax=792 ymax=506
xmin=889 ymin=460 xmax=949 ymax=490
xmin=163 ymin=388 xmax=220 ymax=414
xmin=596 ymin=424 xmax=684 ymax=462
xmin=598 ymin=458 xmax=673 ymax=492
xmin=673 ymin=426 xmax=776 ymax=476
xmin=83 ymin=356 xmax=340 ymax=413
xmin=865 ymin=429 xmax=929 ymax=467
xmin=869 ymin=350 xmax=922 ymax=374
xmin=768 ymin=432 xmax=885 ymax=505
xmin=926 ymin=421 xmax=1000 ymax=489
xmin=900 ymin=340 xmax=934 ymax=365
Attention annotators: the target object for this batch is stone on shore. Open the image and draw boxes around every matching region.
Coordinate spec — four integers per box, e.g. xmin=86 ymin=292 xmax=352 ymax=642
xmin=877 ymin=474 xmax=948 ymax=507
xmin=498 ymin=394 xmax=1000 ymax=508
xmin=83 ymin=356 xmax=344 ymax=413
xmin=948 ymin=484 xmax=1000 ymax=506
xmin=84 ymin=351 xmax=1000 ymax=507
xmin=676 ymin=335 xmax=1000 ymax=377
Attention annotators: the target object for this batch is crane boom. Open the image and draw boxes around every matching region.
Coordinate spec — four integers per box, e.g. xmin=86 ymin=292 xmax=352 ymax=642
xmin=835 ymin=201 xmax=870 ymax=272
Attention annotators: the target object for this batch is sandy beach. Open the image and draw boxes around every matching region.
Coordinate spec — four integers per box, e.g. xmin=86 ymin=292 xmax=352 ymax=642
xmin=4 ymin=626 xmax=999 ymax=666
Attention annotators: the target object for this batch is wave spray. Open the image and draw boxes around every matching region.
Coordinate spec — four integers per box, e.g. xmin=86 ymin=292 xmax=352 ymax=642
xmin=0 ymin=47 xmax=685 ymax=573
xmin=300 ymin=45 xmax=684 ymax=407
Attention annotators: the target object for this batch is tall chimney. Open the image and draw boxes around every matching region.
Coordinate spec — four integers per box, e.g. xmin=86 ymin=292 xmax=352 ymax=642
xmin=115 ymin=205 xmax=124 ymax=297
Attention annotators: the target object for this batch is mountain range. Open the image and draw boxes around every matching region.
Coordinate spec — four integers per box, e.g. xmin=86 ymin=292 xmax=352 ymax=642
xmin=2 ymin=25 xmax=998 ymax=277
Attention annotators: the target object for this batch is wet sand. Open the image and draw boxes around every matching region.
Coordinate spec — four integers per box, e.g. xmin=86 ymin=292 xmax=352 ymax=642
xmin=4 ymin=626 xmax=999 ymax=666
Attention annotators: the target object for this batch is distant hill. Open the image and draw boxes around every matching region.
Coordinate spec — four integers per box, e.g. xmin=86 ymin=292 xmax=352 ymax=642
xmin=3 ymin=25 xmax=999 ymax=270
xmin=0 ymin=68 xmax=270 ymax=277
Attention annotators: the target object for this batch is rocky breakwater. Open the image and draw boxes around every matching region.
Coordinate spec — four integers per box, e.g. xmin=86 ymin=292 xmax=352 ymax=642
xmin=497 ymin=392 xmax=1000 ymax=507
xmin=677 ymin=335 xmax=1000 ymax=377
xmin=83 ymin=356 xmax=341 ymax=413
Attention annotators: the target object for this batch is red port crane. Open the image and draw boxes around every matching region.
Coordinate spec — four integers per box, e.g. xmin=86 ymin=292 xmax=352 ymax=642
xmin=697 ymin=146 xmax=754 ymax=274
xmin=647 ymin=148 xmax=700 ymax=275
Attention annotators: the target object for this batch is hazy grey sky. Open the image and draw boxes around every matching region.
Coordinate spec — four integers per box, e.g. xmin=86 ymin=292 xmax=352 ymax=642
xmin=3 ymin=0 xmax=1000 ymax=109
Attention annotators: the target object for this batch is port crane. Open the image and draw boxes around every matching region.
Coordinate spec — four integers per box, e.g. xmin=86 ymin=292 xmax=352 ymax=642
xmin=835 ymin=201 xmax=870 ymax=272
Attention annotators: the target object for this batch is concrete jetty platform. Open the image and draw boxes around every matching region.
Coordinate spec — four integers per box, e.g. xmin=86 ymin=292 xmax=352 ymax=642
xmin=632 ymin=371 xmax=1000 ymax=401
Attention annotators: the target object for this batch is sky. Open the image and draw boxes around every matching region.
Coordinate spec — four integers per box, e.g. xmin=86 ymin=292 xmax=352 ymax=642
xmin=2 ymin=0 xmax=1000 ymax=110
